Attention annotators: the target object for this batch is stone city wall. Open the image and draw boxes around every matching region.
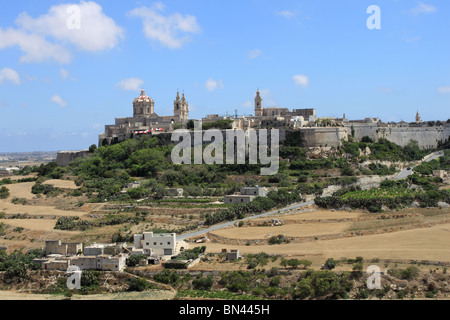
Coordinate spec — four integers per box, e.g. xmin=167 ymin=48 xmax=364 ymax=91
xmin=56 ymin=150 xmax=90 ymax=166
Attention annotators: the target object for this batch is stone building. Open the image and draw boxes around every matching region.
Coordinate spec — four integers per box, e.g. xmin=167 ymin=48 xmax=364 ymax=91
xmin=253 ymin=89 xmax=316 ymax=125
xmin=133 ymin=232 xmax=178 ymax=256
xmin=98 ymin=89 xmax=189 ymax=146
xmin=96 ymin=89 xmax=450 ymax=151
xmin=224 ymin=186 xmax=267 ymax=204
xmin=45 ymin=240 xmax=83 ymax=256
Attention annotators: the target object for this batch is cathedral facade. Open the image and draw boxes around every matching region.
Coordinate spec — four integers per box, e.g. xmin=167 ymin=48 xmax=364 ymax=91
xmin=98 ymin=89 xmax=189 ymax=146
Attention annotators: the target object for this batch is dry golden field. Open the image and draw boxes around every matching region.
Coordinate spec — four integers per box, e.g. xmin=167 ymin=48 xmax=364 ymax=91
xmin=0 ymin=218 xmax=57 ymax=231
xmin=211 ymin=222 xmax=353 ymax=240
xmin=193 ymin=207 xmax=450 ymax=264
xmin=42 ymin=179 xmax=79 ymax=189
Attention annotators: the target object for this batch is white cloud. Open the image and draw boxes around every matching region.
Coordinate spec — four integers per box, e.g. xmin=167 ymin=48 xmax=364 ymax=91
xmin=50 ymin=95 xmax=68 ymax=107
xmin=129 ymin=3 xmax=201 ymax=49
xmin=0 ymin=28 xmax=71 ymax=63
xmin=407 ymin=2 xmax=437 ymax=15
xmin=293 ymin=74 xmax=309 ymax=88
xmin=0 ymin=2 xmax=123 ymax=63
xmin=16 ymin=1 xmax=124 ymax=52
xmin=60 ymin=68 xmax=70 ymax=80
xmin=0 ymin=67 xmax=21 ymax=85
xmin=205 ymin=78 xmax=224 ymax=92
xmin=248 ymin=49 xmax=262 ymax=59
xmin=275 ymin=10 xmax=296 ymax=18
xmin=117 ymin=78 xmax=144 ymax=91
xmin=438 ymin=86 xmax=450 ymax=94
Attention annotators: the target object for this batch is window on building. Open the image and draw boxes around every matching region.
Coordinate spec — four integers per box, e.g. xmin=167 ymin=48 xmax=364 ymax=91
xmin=167 ymin=242 xmax=171 ymax=245
xmin=153 ymin=242 xmax=156 ymax=245
xmin=146 ymin=242 xmax=149 ymax=246
xmin=160 ymin=243 xmax=163 ymax=245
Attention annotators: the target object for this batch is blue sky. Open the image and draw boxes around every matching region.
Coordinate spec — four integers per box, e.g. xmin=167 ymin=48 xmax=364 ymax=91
xmin=0 ymin=0 xmax=449 ymax=152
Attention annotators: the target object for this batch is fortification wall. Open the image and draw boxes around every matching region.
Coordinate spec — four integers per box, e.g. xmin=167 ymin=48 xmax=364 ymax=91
xmin=99 ymin=124 xmax=449 ymax=152
xmin=56 ymin=150 xmax=89 ymax=166
xmin=347 ymin=124 xmax=450 ymax=149
xmin=297 ymin=127 xmax=348 ymax=148
xmin=376 ymin=126 xmax=450 ymax=149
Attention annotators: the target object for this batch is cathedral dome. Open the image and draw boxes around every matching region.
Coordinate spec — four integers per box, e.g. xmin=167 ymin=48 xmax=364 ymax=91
xmin=134 ymin=89 xmax=153 ymax=103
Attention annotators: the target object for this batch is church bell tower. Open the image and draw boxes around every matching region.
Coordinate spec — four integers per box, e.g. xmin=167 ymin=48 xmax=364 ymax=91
xmin=174 ymin=91 xmax=189 ymax=122
xmin=255 ymin=89 xmax=263 ymax=117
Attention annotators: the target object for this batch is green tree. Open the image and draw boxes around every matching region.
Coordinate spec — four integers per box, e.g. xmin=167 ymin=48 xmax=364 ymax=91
xmin=126 ymin=149 xmax=165 ymax=177
xmin=294 ymin=278 xmax=314 ymax=299
xmin=287 ymin=259 xmax=301 ymax=269
xmin=298 ymin=260 xmax=313 ymax=270
xmin=88 ymin=144 xmax=97 ymax=153
xmin=324 ymin=258 xmax=336 ymax=270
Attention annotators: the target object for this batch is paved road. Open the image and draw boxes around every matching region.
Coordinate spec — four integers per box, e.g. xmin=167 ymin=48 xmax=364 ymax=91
xmin=393 ymin=150 xmax=444 ymax=180
xmin=178 ymin=198 xmax=325 ymax=241
xmin=179 ymin=150 xmax=446 ymax=240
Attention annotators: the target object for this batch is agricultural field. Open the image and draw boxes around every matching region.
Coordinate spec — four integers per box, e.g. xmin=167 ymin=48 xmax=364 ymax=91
xmin=191 ymin=207 xmax=450 ymax=265
xmin=0 ymin=140 xmax=448 ymax=301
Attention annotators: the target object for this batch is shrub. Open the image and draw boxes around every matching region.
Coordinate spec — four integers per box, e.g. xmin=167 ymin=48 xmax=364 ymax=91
xmin=128 ymin=277 xmax=149 ymax=292
xmin=31 ymin=183 xmax=56 ymax=195
xmin=192 ymin=275 xmax=214 ymax=290
xmin=153 ymin=270 xmax=180 ymax=284
xmin=220 ymin=271 xmax=252 ymax=293
xmin=268 ymin=234 xmax=288 ymax=245
xmin=11 ymin=198 xmax=27 ymax=205
xmin=0 ymin=186 xmax=9 ymax=199
xmin=81 ymin=270 xmax=98 ymax=287
xmin=126 ymin=254 xmax=147 ymax=267
xmin=352 ymin=262 xmax=364 ymax=272
xmin=269 ymin=276 xmax=281 ymax=287
xmin=401 ymin=266 xmax=420 ymax=280
xmin=246 ymin=252 xmax=270 ymax=269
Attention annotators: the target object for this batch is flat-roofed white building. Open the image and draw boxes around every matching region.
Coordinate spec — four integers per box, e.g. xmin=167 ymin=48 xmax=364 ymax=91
xmin=224 ymin=195 xmax=256 ymax=204
xmin=133 ymin=232 xmax=177 ymax=256
xmin=240 ymin=186 xmax=267 ymax=197
xmin=84 ymin=243 xmax=126 ymax=256
xmin=70 ymin=254 xmax=127 ymax=271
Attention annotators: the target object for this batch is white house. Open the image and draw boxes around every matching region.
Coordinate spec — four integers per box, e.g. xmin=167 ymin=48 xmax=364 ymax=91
xmin=133 ymin=232 xmax=177 ymax=256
